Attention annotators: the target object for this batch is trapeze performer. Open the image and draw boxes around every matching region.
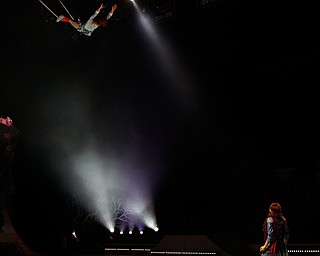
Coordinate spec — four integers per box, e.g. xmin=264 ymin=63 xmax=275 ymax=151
xmin=0 ymin=116 xmax=19 ymax=233
xmin=56 ymin=3 xmax=118 ymax=36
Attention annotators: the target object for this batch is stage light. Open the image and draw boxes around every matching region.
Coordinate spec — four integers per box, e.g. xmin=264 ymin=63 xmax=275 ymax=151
xmin=72 ymin=231 xmax=78 ymax=241
xmin=131 ymin=0 xmax=197 ymax=111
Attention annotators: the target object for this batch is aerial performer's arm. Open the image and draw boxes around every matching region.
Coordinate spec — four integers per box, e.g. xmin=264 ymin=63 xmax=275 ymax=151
xmin=88 ymin=3 xmax=105 ymax=21
xmin=106 ymin=4 xmax=117 ymax=20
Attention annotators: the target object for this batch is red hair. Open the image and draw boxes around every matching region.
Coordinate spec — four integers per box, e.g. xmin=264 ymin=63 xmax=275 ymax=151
xmin=93 ymin=17 xmax=107 ymax=27
xmin=269 ymin=202 xmax=284 ymax=220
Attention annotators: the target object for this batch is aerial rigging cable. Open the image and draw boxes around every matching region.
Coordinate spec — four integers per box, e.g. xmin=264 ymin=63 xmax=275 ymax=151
xmin=37 ymin=0 xmax=75 ymax=20
xmin=38 ymin=0 xmax=58 ymax=18
xmin=58 ymin=0 xmax=75 ymax=20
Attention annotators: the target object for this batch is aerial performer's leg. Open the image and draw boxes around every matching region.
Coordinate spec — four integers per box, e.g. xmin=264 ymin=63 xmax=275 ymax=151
xmin=56 ymin=16 xmax=79 ymax=29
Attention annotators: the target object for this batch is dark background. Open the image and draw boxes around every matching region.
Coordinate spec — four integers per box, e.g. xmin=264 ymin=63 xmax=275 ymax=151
xmin=1 ymin=0 xmax=320 ymax=254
